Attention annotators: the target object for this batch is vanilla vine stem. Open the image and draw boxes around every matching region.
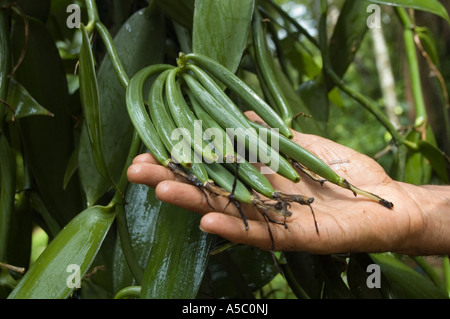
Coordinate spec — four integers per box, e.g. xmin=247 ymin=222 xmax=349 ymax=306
xmin=395 ymin=7 xmax=428 ymax=128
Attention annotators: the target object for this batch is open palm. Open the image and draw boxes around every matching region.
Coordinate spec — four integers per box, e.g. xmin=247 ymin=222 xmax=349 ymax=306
xmin=127 ymin=113 xmax=425 ymax=255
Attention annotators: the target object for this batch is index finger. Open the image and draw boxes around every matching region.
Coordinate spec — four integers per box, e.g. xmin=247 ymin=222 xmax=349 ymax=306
xmin=132 ymin=152 xmax=159 ymax=165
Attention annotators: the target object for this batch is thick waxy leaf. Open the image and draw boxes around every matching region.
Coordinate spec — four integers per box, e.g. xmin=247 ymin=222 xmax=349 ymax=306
xmin=193 ymin=0 xmax=254 ymax=73
xmin=417 ymin=139 xmax=450 ymax=183
xmin=319 ymin=255 xmax=354 ymax=299
xmin=404 ymin=130 xmax=431 ymax=185
xmin=199 ymin=245 xmax=278 ymax=299
xmin=10 ymin=0 xmax=51 ymax=21
xmin=78 ymin=25 xmax=113 ymax=188
xmin=11 ymin=16 xmax=83 ymax=228
xmin=141 ymin=204 xmax=213 ymax=299
xmin=46 ymin=0 xmax=82 ymax=43
xmin=368 ymin=0 xmax=450 ymax=23
xmin=112 ymin=183 xmax=163 ymax=293
xmin=78 ymin=8 xmax=165 ymax=206
xmin=6 ymin=79 xmax=54 ymax=121
xmin=297 ymin=78 xmax=329 ymax=132
xmin=8 ymin=206 xmax=115 ymax=299
xmin=371 ymin=253 xmax=448 ymax=299
xmin=0 ymin=133 xmax=15 ymax=262
xmin=80 ymin=226 xmax=117 ymax=299
xmin=347 ymin=253 xmax=395 ymax=299
xmin=6 ymin=192 xmax=32 ymax=271
xmin=285 ymin=250 xmax=353 ymax=299
xmin=327 ymin=0 xmax=370 ymax=89
xmin=284 ymin=252 xmax=324 ymax=299
xmin=281 ymin=36 xmax=321 ymax=79
xmin=155 ymin=0 xmax=195 ymax=30
xmin=415 ymin=26 xmax=440 ymax=67
xmin=0 ymin=10 xmax=13 ymax=263
xmin=265 ymin=50 xmax=324 ymax=134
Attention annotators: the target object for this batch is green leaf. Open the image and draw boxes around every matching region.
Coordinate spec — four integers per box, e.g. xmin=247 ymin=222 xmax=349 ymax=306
xmin=201 ymin=245 xmax=278 ymax=299
xmin=328 ymin=87 xmax=344 ymax=109
xmin=141 ymin=204 xmax=212 ymax=299
xmin=112 ymin=183 xmax=163 ymax=293
xmin=402 ymin=126 xmax=449 ymax=184
xmin=296 ymin=77 xmax=328 ymax=135
xmin=78 ymin=24 xmax=113 ymax=188
xmin=404 ymin=129 xmax=431 ymax=185
xmin=272 ymin=65 xmax=326 ymax=135
xmin=46 ymin=0 xmax=84 ymax=44
xmin=371 ymin=253 xmax=448 ymax=299
xmin=284 ymin=252 xmax=324 ymax=299
xmin=347 ymin=253 xmax=395 ymax=299
xmin=78 ymin=8 xmax=166 ymax=206
xmin=29 ymin=192 xmax=61 ymax=239
xmin=327 ymin=0 xmax=370 ymax=89
xmin=280 ymin=36 xmax=321 ymax=79
xmin=368 ymin=0 xmax=450 ymax=23
xmin=0 ymin=132 xmax=15 ymax=262
xmin=155 ymin=0 xmax=195 ymax=30
xmin=347 ymin=258 xmax=382 ymax=299
xmin=63 ymin=143 xmax=79 ymax=190
xmin=8 ymin=205 xmax=115 ymax=299
xmin=80 ymin=224 xmax=116 ymax=299
xmin=319 ymin=255 xmax=354 ymax=299
xmin=415 ymin=26 xmax=440 ymax=67
xmin=11 ymin=0 xmax=51 ymax=22
xmin=417 ymin=139 xmax=450 ymax=183
xmin=6 ymin=191 xmax=33 ymax=271
xmin=193 ymin=0 xmax=254 ymax=74
xmin=11 ymin=16 xmax=83 ymax=228
xmin=5 ymin=79 xmax=54 ymax=121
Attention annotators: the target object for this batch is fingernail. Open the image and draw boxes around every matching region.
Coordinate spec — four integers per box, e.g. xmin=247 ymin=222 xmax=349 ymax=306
xmin=199 ymin=224 xmax=213 ymax=234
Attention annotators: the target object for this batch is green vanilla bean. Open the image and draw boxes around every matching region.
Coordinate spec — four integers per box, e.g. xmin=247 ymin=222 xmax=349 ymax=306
xmin=183 ymin=73 xmax=300 ymax=183
xmin=126 ymin=64 xmax=175 ymax=167
xmin=148 ymin=69 xmax=193 ymax=168
xmin=185 ymin=63 xmax=251 ymax=129
xmin=183 ymin=52 xmax=294 ymax=139
xmin=114 ymin=285 xmax=141 ymax=299
xmin=95 ymin=22 xmax=129 ymax=89
xmin=165 ymin=67 xmax=218 ymax=163
xmin=252 ymin=8 xmax=293 ymax=128
xmin=250 ymin=121 xmax=394 ymax=209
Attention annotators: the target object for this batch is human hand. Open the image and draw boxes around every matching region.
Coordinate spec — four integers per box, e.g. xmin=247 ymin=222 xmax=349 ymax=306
xmin=127 ymin=112 xmax=428 ymax=255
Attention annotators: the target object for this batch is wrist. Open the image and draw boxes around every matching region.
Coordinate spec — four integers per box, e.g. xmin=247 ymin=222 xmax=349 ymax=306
xmin=418 ymin=184 xmax=450 ymax=255
xmin=396 ymin=182 xmax=450 ymax=255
